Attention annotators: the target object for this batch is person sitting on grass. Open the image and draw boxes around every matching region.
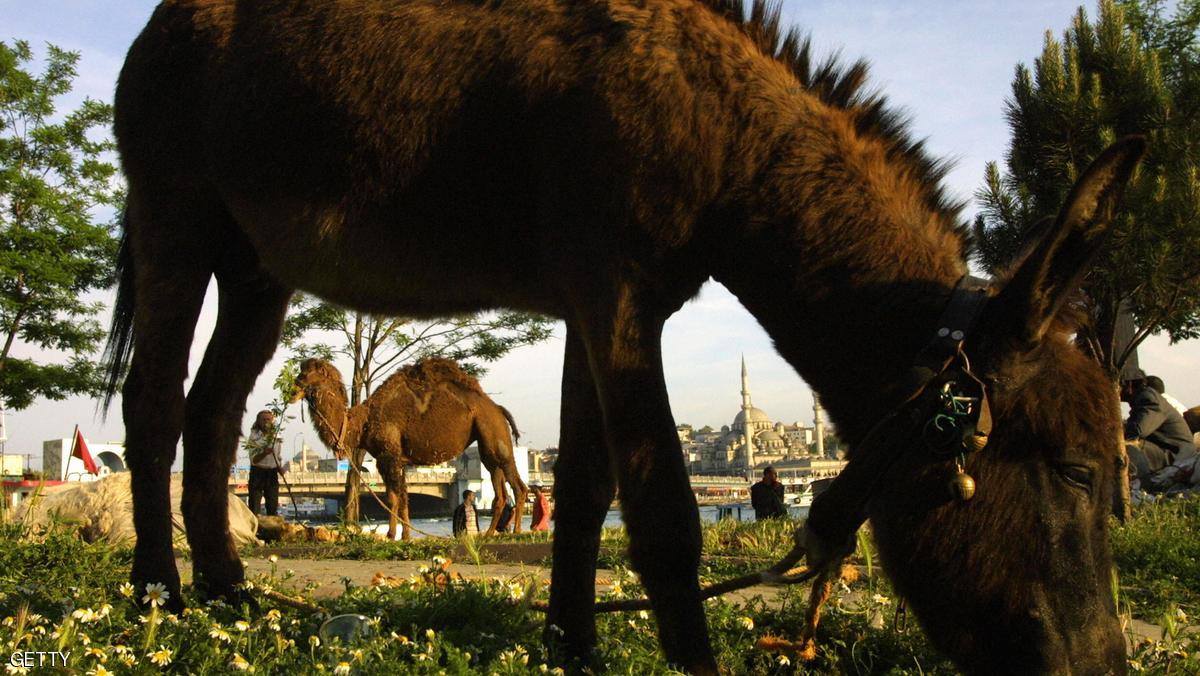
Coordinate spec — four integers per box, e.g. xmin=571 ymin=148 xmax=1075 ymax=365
xmin=1122 ymin=371 xmax=1197 ymax=492
xmin=453 ymin=489 xmax=479 ymax=537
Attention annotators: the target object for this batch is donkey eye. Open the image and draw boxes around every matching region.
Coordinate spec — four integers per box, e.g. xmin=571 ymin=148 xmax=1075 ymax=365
xmin=1056 ymin=464 xmax=1094 ymax=492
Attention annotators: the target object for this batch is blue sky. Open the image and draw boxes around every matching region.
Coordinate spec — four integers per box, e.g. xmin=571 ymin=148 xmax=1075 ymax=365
xmin=3 ymin=0 xmax=1197 ymax=467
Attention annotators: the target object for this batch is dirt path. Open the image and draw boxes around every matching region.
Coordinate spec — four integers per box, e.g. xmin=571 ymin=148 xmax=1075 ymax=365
xmin=179 ymin=555 xmax=1170 ymax=650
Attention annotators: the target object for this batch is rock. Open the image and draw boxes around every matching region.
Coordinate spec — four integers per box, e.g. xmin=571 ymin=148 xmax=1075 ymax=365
xmin=256 ymin=515 xmax=287 ymax=542
xmin=14 ymin=473 xmax=259 ymax=547
xmin=312 ymin=526 xmax=340 ymax=542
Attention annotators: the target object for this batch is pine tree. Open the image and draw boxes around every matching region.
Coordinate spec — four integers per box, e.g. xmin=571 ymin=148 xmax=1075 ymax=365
xmin=973 ymin=0 xmax=1200 ymax=376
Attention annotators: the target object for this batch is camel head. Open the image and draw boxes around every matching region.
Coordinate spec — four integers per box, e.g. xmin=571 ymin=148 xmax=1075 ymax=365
xmin=291 ymin=358 xmax=346 ymax=405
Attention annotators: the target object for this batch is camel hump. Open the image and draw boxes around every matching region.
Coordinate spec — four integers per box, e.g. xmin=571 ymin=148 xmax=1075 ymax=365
xmin=401 ymin=357 xmax=486 ymax=393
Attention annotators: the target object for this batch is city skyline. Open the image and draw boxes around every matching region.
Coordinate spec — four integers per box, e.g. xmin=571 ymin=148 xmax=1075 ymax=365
xmin=3 ymin=0 xmax=1198 ymax=465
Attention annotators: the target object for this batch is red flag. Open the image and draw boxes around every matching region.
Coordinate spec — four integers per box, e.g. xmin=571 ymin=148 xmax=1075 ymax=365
xmin=71 ymin=426 xmax=99 ymax=475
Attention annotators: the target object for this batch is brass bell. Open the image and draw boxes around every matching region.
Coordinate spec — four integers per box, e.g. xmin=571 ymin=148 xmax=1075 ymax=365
xmin=950 ymin=470 xmax=976 ymax=502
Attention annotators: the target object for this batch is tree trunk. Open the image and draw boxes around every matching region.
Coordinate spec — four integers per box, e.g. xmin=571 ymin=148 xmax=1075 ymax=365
xmin=1112 ymin=382 xmax=1132 ymax=523
xmin=342 ymin=312 xmax=369 ymax=524
xmin=343 ymin=463 xmax=362 ymax=523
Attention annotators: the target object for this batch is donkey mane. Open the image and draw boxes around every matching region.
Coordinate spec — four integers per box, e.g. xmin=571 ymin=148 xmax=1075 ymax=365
xmin=698 ymin=0 xmax=967 ymax=243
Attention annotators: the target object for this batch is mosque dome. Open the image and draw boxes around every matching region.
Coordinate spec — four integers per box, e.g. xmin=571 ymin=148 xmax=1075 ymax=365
xmin=755 ymin=429 xmax=787 ymax=450
xmin=733 ymin=406 xmax=771 ymax=429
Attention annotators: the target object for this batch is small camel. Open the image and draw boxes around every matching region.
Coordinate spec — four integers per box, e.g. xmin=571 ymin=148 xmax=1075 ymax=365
xmin=291 ymin=357 xmax=527 ymax=539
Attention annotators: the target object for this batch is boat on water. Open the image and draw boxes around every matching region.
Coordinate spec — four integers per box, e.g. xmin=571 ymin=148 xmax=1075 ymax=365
xmin=279 ymin=499 xmax=332 ymax=519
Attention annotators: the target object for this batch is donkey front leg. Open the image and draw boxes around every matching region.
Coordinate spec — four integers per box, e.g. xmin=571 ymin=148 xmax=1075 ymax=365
xmin=545 ymin=326 xmax=616 ymax=663
xmin=182 ymin=274 xmax=290 ymax=600
xmin=581 ymin=305 xmax=718 ymax=675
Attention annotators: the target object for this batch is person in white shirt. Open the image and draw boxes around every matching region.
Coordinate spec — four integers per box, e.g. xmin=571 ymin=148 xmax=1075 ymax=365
xmin=246 ymin=410 xmax=282 ymax=516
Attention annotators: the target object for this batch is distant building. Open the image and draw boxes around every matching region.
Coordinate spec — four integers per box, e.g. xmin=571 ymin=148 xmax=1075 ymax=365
xmin=530 ymin=447 xmax=557 ymax=475
xmin=42 ymin=438 xmax=126 ymax=481
xmin=680 ymin=357 xmax=838 ymax=474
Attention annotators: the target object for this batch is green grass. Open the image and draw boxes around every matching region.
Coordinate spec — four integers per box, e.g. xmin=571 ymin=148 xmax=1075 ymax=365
xmin=244 ymin=533 xmax=460 ymax=563
xmin=1111 ymin=496 xmax=1200 ymax=619
xmin=3 ymin=502 xmax=1200 ymax=674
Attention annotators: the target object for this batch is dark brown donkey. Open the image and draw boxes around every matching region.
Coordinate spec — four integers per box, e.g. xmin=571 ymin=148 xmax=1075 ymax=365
xmin=103 ymin=0 xmax=1140 ymax=672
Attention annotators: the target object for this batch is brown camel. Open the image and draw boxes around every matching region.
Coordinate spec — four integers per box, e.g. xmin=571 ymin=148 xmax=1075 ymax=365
xmin=104 ymin=0 xmax=1142 ymax=672
xmin=290 ymin=357 xmax=527 ymax=539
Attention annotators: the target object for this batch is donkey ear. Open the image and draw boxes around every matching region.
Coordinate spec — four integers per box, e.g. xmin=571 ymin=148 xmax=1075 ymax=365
xmin=984 ymin=136 xmax=1146 ymax=348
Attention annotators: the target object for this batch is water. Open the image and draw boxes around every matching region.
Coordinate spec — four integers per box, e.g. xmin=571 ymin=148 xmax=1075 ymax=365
xmin=356 ymin=503 xmax=809 ymax=540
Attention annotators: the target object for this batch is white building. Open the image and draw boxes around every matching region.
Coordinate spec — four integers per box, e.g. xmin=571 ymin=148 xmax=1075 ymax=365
xmin=453 ymin=444 xmax=531 ymax=510
xmin=42 ymin=438 xmax=126 ymax=481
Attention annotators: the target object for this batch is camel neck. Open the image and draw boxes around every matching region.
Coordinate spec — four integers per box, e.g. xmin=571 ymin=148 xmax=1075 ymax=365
xmin=307 ymin=381 xmax=355 ymax=454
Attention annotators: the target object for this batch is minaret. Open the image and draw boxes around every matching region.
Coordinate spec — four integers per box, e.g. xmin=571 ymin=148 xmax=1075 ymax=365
xmin=741 ymin=355 xmax=755 ymax=474
xmin=813 ymin=395 xmax=826 ymax=457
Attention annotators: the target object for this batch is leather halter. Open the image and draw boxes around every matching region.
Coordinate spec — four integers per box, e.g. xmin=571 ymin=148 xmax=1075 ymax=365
xmin=805 ymin=275 xmax=994 ymax=547
xmin=908 ymin=274 xmax=993 ymax=456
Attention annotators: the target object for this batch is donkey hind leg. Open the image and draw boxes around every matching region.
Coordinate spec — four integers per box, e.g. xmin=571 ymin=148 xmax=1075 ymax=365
xmin=182 ymin=272 xmax=290 ymax=600
xmin=582 ymin=303 xmax=717 ymax=674
xmin=122 ymin=206 xmax=212 ymax=610
xmin=545 ymin=325 xmax=616 ymax=663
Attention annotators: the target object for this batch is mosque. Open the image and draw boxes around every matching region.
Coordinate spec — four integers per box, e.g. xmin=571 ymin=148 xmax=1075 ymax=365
xmin=679 ymin=357 xmax=833 ymax=474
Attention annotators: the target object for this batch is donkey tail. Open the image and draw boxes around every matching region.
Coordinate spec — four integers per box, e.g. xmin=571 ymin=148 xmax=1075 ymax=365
xmin=499 ymin=405 xmax=521 ymax=442
xmin=100 ymin=220 xmax=135 ymax=415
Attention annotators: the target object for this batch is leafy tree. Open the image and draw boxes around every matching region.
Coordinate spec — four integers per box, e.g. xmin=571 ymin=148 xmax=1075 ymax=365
xmin=282 ymin=297 xmax=554 ymax=521
xmin=0 ymin=41 xmax=122 ymax=410
xmin=973 ymin=0 xmax=1200 ymax=377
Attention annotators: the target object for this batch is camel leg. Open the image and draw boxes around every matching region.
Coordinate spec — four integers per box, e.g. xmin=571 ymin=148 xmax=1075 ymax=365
xmin=498 ymin=455 xmax=529 ymax=534
xmin=121 ymin=191 xmax=213 ymax=610
xmin=398 ymin=466 xmax=411 ymax=541
xmin=484 ymin=466 xmax=508 ymax=535
xmin=478 ymin=409 xmax=530 ymax=534
xmin=545 ymin=325 xmax=616 ymax=663
xmin=182 ymin=268 xmax=290 ymax=600
xmin=579 ymin=296 xmax=717 ymax=674
xmin=379 ymin=456 xmax=409 ymax=540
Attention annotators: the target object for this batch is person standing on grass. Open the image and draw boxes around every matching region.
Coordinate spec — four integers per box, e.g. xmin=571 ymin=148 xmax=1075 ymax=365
xmin=453 ymin=489 xmax=479 ymax=537
xmin=495 ymin=489 xmax=515 ymax=533
xmin=529 ymin=485 xmax=551 ymax=531
xmin=247 ymin=410 xmax=282 ymax=516
xmin=750 ymin=466 xmax=787 ymax=520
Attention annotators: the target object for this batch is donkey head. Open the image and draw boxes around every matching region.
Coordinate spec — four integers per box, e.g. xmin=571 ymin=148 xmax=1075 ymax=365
xmin=868 ymin=137 xmax=1144 ymax=674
